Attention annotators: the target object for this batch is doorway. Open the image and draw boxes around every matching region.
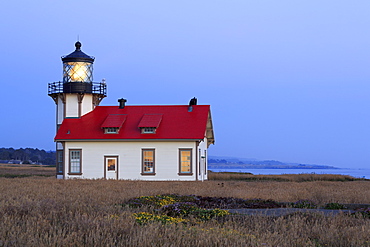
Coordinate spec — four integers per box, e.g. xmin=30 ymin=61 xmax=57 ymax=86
xmin=105 ymin=156 xmax=118 ymax=179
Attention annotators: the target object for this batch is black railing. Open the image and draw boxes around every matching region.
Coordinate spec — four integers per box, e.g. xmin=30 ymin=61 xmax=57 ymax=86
xmin=48 ymin=81 xmax=107 ymax=96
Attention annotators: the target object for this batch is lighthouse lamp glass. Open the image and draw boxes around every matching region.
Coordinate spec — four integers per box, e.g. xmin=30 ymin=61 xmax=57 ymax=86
xmin=63 ymin=62 xmax=93 ymax=83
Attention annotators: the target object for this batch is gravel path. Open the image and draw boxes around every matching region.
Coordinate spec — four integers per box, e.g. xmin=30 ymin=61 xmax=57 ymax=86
xmin=227 ymin=208 xmax=355 ymax=217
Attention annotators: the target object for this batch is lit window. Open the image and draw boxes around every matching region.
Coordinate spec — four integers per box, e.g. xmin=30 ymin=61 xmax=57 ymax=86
xmin=63 ymin=62 xmax=93 ymax=83
xmin=69 ymin=149 xmax=81 ymax=174
xmin=107 ymin=158 xmax=116 ymax=171
xmin=179 ymin=149 xmax=192 ymax=175
xmin=142 ymin=149 xmax=155 ymax=175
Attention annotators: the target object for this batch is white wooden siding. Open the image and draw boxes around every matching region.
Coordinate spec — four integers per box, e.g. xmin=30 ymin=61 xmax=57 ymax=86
xmin=197 ymin=137 xmax=208 ymax=181
xmin=63 ymin=141 xmax=205 ymax=181
xmin=57 ymin=96 xmax=64 ymax=125
xmin=81 ymin=94 xmax=93 ymax=116
xmin=65 ymin=94 xmax=79 ymax=118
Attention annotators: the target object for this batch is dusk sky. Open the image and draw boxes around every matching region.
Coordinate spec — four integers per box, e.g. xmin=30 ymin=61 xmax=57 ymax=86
xmin=0 ymin=1 xmax=369 ymax=169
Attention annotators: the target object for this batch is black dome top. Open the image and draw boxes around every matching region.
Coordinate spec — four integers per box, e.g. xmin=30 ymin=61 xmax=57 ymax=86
xmin=61 ymin=42 xmax=95 ymax=63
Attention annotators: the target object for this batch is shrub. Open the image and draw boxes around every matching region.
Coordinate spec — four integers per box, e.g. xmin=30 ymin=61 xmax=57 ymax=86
xmin=292 ymin=199 xmax=317 ymax=209
xmin=324 ymin=202 xmax=347 ymax=210
xmin=161 ymin=202 xmax=199 ymax=217
xmin=352 ymin=208 xmax=370 ymax=218
xmin=126 ymin=194 xmax=198 ymax=208
xmin=128 ymin=195 xmax=231 ymax=225
xmin=133 ymin=212 xmax=187 ymax=225
xmin=191 ymin=208 xmax=230 ymax=221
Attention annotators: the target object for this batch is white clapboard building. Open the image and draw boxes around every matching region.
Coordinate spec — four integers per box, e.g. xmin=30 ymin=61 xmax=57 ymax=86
xmin=48 ymin=42 xmax=215 ymax=181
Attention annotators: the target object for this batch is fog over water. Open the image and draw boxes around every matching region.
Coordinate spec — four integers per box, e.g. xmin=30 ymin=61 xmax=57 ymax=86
xmin=210 ymin=168 xmax=370 ymax=179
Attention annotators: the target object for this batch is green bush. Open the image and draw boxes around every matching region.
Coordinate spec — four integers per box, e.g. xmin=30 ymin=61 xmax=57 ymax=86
xmin=292 ymin=200 xmax=317 ymax=209
xmin=324 ymin=202 xmax=347 ymax=210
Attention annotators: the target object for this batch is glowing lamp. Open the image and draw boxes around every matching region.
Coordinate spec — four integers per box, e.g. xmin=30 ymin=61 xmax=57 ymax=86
xmin=61 ymin=42 xmax=95 ymax=93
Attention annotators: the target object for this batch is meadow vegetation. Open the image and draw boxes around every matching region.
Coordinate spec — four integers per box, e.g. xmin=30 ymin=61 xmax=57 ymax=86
xmin=0 ymin=165 xmax=370 ymax=246
xmin=0 ymin=163 xmax=54 ymax=178
xmin=208 ymin=170 xmax=364 ymax=182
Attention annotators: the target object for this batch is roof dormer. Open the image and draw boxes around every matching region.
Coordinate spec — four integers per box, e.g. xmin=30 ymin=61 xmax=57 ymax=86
xmin=138 ymin=114 xmax=162 ymax=134
xmin=101 ymin=114 xmax=127 ymax=134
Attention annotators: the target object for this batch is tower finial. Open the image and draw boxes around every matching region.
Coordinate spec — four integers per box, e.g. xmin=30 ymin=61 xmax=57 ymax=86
xmin=75 ymin=41 xmax=81 ymax=51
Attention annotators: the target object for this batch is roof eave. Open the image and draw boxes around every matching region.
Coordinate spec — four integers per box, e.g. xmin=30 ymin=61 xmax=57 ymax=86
xmin=54 ymin=138 xmax=204 ymax=142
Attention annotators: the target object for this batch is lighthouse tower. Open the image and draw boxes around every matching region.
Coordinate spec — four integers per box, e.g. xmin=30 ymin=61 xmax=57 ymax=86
xmin=48 ymin=42 xmax=107 ymax=178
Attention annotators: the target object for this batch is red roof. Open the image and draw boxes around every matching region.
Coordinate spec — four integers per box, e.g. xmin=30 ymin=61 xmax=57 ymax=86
xmin=55 ymin=105 xmax=211 ymax=141
xmin=101 ymin=114 xmax=127 ymax=128
xmin=138 ymin=114 xmax=162 ymax=128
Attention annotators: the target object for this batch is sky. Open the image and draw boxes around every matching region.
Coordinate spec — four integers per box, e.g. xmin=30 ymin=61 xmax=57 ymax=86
xmin=0 ymin=1 xmax=369 ymax=169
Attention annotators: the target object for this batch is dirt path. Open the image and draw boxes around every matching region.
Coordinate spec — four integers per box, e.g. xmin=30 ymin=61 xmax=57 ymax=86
xmin=227 ymin=208 xmax=355 ymax=217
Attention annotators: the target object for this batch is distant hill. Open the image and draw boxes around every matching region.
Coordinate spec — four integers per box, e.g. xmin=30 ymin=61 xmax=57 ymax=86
xmin=208 ymin=156 xmax=337 ymax=169
xmin=0 ymin=148 xmax=55 ymax=165
xmin=0 ymin=148 xmax=336 ymax=169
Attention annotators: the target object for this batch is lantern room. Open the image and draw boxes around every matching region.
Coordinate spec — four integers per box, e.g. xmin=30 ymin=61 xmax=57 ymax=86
xmin=61 ymin=41 xmax=94 ymax=93
xmin=48 ymin=41 xmax=106 ymax=99
xmin=62 ymin=42 xmax=94 ymax=83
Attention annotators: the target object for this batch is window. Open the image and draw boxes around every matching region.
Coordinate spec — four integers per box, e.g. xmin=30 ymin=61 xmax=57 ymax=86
xmin=179 ymin=149 xmax=192 ymax=175
xmin=63 ymin=62 xmax=93 ymax=83
xmin=57 ymin=150 xmax=63 ymax=174
xmin=104 ymin=127 xmax=119 ymax=134
xmin=104 ymin=156 xmax=118 ymax=180
xmin=101 ymin=114 xmax=126 ymax=134
xmin=107 ymin=159 xmax=116 ymax=171
xmin=138 ymin=114 xmax=162 ymax=134
xmin=142 ymin=149 xmax=155 ymax=175
xmin=69 ymin=149 xmax=82 ymax=174
xmin=141 ymin=127 xmax=156 ymax=134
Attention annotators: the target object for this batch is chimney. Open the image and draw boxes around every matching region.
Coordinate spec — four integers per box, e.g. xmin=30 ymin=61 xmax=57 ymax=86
xmin=188 ymin=97 xmax=197 ymax=112
xmin=118 ymin=98 xmax=127 ymax=109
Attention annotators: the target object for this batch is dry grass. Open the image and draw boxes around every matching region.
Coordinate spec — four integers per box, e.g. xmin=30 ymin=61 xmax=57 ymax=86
xmin=0 ymin=163 xmax=55 ymax=178
xmin=208 ymin=170 xmax=364 ymax=182
xmin=0 ymin=165 xmax=370 ymax=246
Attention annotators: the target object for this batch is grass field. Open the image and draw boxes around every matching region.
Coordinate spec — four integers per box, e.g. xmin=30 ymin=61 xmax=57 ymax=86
xmin=0 ymin=163 xmax=55 ymax=178
xmin=0 ymin=164 xmax=369 ymax=246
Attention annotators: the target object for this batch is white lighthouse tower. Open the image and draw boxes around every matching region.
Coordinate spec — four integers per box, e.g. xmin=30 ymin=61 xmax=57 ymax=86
xmin=48 ymin=42 xmax=107 ymax=178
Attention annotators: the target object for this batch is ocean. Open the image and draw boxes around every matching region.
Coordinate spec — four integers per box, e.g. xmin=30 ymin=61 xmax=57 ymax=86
xmin=209 ymin=168 xmax=370 ymax=179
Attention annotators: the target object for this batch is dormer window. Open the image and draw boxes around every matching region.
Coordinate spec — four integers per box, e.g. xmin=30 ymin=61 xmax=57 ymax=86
xmin=101 ymin=114 xmax=127 ymax=134
xmin=104 ymin=127 xmax=119 ymax=134
xmin=141 ymin=127 xmax=156 ymax=134
xmin=138 ymin=114 xmax=163 ymax=134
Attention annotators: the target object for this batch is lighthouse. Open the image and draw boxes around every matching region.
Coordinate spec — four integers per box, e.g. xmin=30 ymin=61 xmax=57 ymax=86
xmin=48 ymin=42 xmax=107 ymax=178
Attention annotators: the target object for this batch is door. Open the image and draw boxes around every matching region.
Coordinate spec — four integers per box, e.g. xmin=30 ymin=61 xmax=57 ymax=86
xmin=105 ymin=156 xmax=118 ymax=179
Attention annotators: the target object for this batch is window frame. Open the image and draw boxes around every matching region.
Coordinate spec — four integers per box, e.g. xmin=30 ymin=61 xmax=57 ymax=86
xmin=141 ymin=149 xmax=156 ymax=175
xmin=178 ymin=149 xmax=193 ymax=175
xmin=68 ymin=149 xmax=82 ymax=175
xmin=56 ymin=150 xmax=64 ymax=174
xmin=141 ymin=127 xmax=156 ymax=134
xmin=104 ymin=156 xmax=119 ymax=179
xmin=104 ymin=127 xmax=119 ymax=134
